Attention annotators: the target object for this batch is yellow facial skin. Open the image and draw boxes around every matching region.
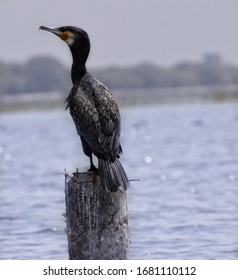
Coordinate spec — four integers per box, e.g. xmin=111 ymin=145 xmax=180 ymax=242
xmin=59 ymin=31 xmax=69 ymax=41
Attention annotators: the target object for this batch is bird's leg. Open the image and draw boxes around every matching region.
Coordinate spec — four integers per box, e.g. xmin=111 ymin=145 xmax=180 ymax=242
xmin=88 ymin=155 xmax=98 ymax=172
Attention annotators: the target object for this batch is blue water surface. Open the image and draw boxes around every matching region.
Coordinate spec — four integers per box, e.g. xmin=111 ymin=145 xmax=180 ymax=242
xmin=0 ymin=103 xmax=238 ymax=259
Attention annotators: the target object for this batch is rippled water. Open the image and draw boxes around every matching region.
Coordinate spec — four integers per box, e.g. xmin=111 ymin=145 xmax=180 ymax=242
xmin=1 ymin=103 xmax=238 ymax=259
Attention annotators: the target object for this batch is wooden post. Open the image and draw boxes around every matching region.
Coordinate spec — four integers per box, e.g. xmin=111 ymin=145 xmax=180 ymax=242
xmin=64 ymin=171 xmax=129 ymax=260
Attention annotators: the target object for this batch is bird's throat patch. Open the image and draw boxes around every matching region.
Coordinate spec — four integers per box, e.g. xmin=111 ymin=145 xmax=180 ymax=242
xmin=60 ymin=31 xmax=75 ymax=46
xmin=60 ymin=31 xmax=69 ymax=41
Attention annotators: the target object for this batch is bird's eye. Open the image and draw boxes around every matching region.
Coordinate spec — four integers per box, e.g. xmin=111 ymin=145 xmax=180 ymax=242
xmin=60 ymin=31 xmax=69 ymax=41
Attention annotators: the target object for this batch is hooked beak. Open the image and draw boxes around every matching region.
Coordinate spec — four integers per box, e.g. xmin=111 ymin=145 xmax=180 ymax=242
xmin=39 ymin=25 xmax=61 ymax=35
xmin=39 ymin=25 xmax=69 ymax=42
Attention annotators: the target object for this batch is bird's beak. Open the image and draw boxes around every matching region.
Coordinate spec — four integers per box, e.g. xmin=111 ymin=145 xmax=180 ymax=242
xmin=39 ymin=26 xmax=69 ymax=41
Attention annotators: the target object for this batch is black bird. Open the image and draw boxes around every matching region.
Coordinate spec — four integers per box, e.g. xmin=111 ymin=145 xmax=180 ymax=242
xmin=40 ymin=25 xmax=129 ymax=192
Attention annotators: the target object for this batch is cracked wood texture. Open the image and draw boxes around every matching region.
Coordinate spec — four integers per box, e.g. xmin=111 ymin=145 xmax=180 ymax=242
xmin=65 ymin=172 xmax=129 ymax=260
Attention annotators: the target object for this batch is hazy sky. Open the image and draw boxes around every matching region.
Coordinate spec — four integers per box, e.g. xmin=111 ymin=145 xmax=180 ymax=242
xmin=1 ymin=0 xmax=238 ymax=68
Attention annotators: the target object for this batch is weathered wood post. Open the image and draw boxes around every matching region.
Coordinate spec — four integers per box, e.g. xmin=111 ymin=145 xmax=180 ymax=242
xmin=64 ymin=171 xmax=129 ymax=260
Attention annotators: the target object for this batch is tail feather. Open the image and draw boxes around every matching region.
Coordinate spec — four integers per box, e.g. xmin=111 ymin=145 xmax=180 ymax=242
xmin=98 ymin=158 xmax=129 ymax=192
xmin=114 ymin=159 xmax=129 ymax=190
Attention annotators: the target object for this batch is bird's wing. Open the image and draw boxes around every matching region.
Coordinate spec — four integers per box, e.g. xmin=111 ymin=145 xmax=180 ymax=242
xmin=93 ymin=80 xmax=121 ymax=135
xmin=66 ymin=84 xmax=101 ymax=140
xmin=66 ymin=80 xmax=121 ymax=160
xmin=92 ymin=79 xmax=121 ymax=157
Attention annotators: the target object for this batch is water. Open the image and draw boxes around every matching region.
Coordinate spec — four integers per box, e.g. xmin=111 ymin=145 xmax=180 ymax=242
xmin=0 ymin=103 xmax=238 ymax=259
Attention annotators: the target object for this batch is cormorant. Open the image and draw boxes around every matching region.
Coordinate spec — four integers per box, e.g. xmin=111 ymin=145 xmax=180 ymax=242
xmin=39 ymin=25 xmax=129 ymax=192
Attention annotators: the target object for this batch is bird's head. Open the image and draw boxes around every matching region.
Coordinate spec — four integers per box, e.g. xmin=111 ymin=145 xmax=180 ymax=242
xmin=39 ymin=25 xmax=89 ymax=48
xmin=40 ymin=25 xmax=91 ymax=83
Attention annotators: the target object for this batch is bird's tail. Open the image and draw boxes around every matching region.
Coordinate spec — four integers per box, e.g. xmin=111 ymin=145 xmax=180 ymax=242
xmin=98 ymin=158 xmax=129 ymax=192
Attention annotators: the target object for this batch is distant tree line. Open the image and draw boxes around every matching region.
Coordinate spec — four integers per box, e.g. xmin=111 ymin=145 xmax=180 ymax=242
xmin=1 ymin=54 xmax=238 ymax=95
xmin=0 ymin=56 xmax=70 ymax=95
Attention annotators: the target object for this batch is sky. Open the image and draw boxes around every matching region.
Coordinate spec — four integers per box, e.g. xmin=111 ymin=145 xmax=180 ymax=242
xmin=0 ymin=0 xmax=238 ymax=68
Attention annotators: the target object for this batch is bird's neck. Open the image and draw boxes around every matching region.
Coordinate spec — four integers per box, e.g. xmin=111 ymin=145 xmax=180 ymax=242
xmin=71 ymin=62 xmax=87 ymax=84
xmin=70 ymin=45 xmax=89 ymax=84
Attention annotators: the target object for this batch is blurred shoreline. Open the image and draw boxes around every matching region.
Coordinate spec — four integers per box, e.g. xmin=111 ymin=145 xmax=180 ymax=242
xmin=1 ymin=85 xmax=238 ymax=113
